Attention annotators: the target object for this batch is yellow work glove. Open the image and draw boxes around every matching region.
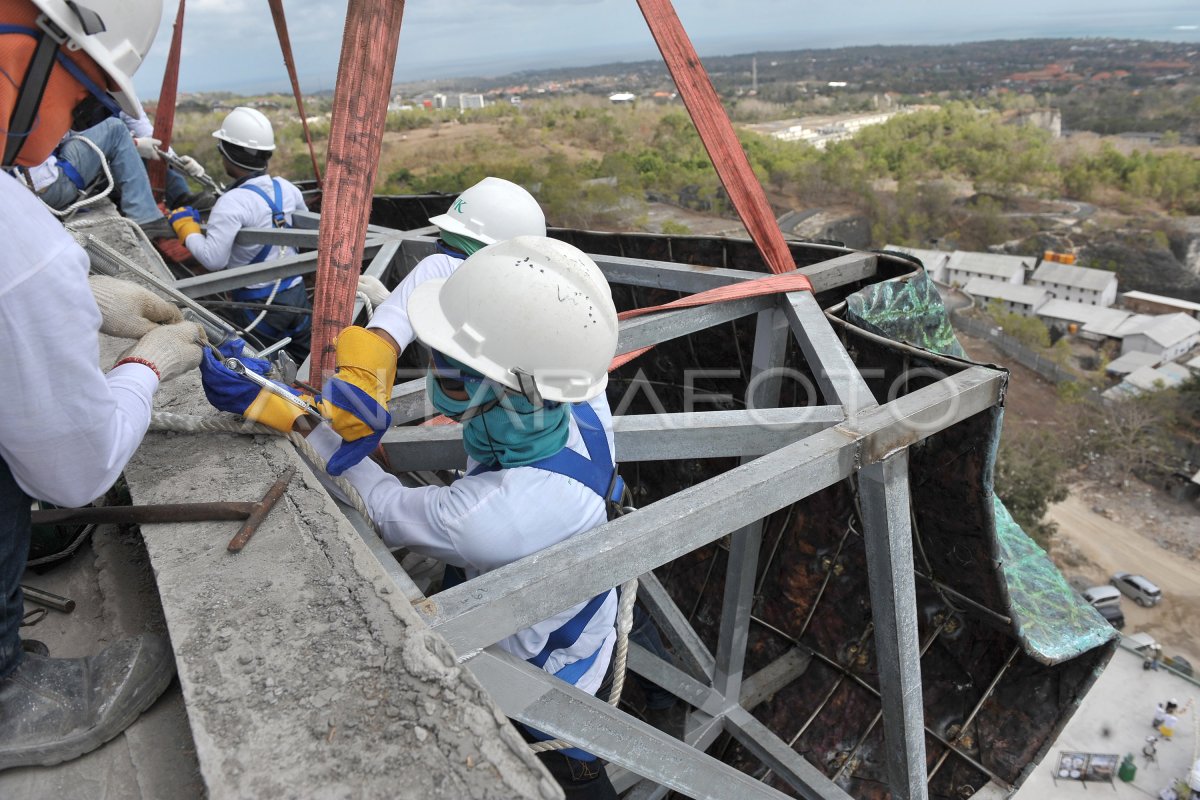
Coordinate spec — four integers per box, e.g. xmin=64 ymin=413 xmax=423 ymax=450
xmin=316 ymin=326 xmax=398 ymax=475
xmin=169 ymin=206 xmax=201 ymax=242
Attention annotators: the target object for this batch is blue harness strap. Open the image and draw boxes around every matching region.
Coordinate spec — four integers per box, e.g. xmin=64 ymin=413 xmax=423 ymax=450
xmin=238 ymin=179 xmax=288 ymax=265
xmin=55 ymin=156 xmax=86 ymax=191
xmin=466 ymin=402 xmax=623 ymax=762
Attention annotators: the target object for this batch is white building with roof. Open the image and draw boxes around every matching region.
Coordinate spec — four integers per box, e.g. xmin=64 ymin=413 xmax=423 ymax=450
xmin=943 ymin=252 xmax=1030 ymax=287
xmin=884 ymin=245 xmax=950 ymax=283
xmin=1029 ymin=263 xmax=1118 ymax=307
xmin=1104 ymin=350 xmax=1161 ymax=376
xmin=964 ymin=278 xmax=1049 ymax=317
xmin=1036 ymin=299 xmax=1134 ymax=341
xmin=1121 ymin=290 xmax=1200 ymax=319
xmin=1120 ymin=312 xmax=1200 ymax=361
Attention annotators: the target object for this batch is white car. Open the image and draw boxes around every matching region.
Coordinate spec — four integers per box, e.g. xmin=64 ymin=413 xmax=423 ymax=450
xmin=1110 ymin=572 xmax=1162 ymax=607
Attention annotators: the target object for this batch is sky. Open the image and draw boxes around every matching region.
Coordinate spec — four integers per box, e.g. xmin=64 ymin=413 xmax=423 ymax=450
xmin=133 ymin=0 xmax=1200 ymax=97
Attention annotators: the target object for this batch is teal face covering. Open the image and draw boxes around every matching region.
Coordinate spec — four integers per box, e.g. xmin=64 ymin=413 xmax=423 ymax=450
xmin=427 ymin=353 xmax=569 ymax=469
xmin=439 ymin=230 xmax=486 ymax=257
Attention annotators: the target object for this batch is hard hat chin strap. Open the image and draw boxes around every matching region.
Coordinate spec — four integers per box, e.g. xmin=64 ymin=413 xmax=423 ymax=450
xmin=511 ymin=368 xmax=543 ymax=408
xmin=2 ymin=16 xmax=65 ymax=167
xmin=2 ymin=10 xmax=118 ymax=168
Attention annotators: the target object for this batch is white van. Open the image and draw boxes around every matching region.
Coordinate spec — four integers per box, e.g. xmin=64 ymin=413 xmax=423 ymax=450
xmin=1082 ymin=586 xmax=1122 ymax=608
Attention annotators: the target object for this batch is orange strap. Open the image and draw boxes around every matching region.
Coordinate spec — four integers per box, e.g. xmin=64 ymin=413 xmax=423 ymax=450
xmin=267 ymin=0 xmax=322 ymax=188
xmin=310 ymin=0 xmax=405 ymax=382
xmin=611 ymin=271 xmax=811 ymax=369
xmin=636 ymin=0 xmax=797 ymax=277
xmin=147 ymin=0 xmax=185 ymax=201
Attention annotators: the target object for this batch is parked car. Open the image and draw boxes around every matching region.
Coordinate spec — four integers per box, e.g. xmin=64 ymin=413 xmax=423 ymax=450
xmin=1082 ymin=585 xmax=1122 ymax=608
xmin=1110 ymin=572 xmax=1162 ymax=607
xmin=1095 ymin=603 xmax=1125 ymax=630
xmin=1164 ymin=655 xmax=1193 ymax=677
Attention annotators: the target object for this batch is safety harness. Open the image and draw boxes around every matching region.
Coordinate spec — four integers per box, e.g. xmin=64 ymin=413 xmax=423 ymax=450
xmin=459 ymin=401 xmax=625 ymax=761
xmin=228 ymin=178 xmax=309 ymax=344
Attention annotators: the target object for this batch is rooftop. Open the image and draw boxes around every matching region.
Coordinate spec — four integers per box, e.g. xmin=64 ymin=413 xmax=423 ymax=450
xmin=1122 ymin=290 xmax=1200 ymax=314
xmin=1010 ymin=640 xmax=1199 ymax=800
xmin=883 ymin=244 xmax=951 ymax=272
xmin=1031 ymin=262 xmax=1118 ymax=292
xmin=1129 ymin=313 xmax=1200 ymax=348
xmin=965 ymin=276 xmax=1050 ymax=306
xmin=1105 ymin=350 xmax=1161 ymax=375
xmin=945 ymin=251 xmax=1031 ymax=280
xmin=1037 ymin=299 xmax=1133 ymax=336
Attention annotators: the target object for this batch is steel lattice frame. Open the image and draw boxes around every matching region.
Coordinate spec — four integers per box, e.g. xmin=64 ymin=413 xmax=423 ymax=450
xmin=192 ymin=221 xmax=1009 ymax=800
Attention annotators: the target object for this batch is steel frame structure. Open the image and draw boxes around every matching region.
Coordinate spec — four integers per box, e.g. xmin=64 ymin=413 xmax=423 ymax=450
xmin=193 ymin=220 xmax=1008 ymax=800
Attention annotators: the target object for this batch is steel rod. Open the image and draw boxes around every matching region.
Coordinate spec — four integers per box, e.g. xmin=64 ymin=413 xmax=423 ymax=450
xmin=30 ymin=503 xmax=256 ymax=526
xmin=21 ymin=585 xmax=75 ymax=613
xmin=227 ymin=466 xmax=296 ymax=553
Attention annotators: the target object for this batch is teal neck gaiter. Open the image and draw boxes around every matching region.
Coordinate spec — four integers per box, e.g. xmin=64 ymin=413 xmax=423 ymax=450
xmin=427 ymin=356 xmax=569 ymax=469
xmin=439 ymin=230 xmax=486 ymax=257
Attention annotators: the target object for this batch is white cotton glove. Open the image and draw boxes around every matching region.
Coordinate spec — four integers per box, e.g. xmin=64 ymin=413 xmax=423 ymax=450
xmin=176 ymin=155 xmax=207 ymax=179
xmin=356 ymin=274 xmax=390 ymax=307
xmin=121 ymin=321 xmax=207 ymax=383
xmin=89 ymin=275 xmax=184 ymax=339
xmin=134 ymin=136 xmax=162 ymax=161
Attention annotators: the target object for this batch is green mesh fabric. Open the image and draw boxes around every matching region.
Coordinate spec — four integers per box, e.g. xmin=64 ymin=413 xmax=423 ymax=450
xmin=845 ymin=266 xmax=1116 ymax=663
xmin=844 ymin=271 xmax=966 ymax=359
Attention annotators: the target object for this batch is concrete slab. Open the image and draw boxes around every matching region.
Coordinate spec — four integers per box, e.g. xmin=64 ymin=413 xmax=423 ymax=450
xmin=1011 ymin=644 xmax=1198 ymax=799
xmin=122 ymin=347 xmax=559 ymax=798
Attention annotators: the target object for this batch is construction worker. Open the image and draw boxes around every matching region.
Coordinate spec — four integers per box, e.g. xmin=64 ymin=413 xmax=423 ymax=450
xmin=5 ymin=112 xmax=175 ymax=237
xmin=199 ymin=236 xmax=623 ymax=798
xmin=170 ymin=107 xmax=311 ymax=359
xmin=328 ymin=176 xmax=545 ymax=474
xmin=0 ymin=0 xmax=206 ymax=771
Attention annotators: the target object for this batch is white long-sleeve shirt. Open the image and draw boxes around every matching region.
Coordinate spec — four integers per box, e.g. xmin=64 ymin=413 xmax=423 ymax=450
xmin=308 ymin=394 xmax=618 ymax=695
xmin=0 ymin=174 xmax=159 ymax=507
xmin=367 ymin=251 xmax=461 ymax=352
xmin=183 ymin=174 xmax=307 ymax=289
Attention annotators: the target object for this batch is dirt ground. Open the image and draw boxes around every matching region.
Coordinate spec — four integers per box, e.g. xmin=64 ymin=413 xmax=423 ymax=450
xmin=956 ymin=330 xmax=1200 ymax=670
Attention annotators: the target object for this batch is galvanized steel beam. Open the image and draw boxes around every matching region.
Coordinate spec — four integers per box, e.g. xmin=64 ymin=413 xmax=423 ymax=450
xmin=468 ymin=647 xmax=795 ymax=800
xmin=174 ymin=242 xmax=385 ymax=298
xmin=725 ymin=706 xmax=855 ymax=800
xmin=380 ymin=407 xmax=845 ymax=471
xmin=858 ymin=451 xmax=927 ymax=800
xmin=618 ymin=295 xmax=776 ymax=355
xmin=419 ymin=365 xmax=1005 ymax=655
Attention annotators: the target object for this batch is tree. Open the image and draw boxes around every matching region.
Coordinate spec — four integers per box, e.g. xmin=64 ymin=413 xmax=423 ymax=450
xmin=994 ymin=429 xmax=1070 ymax=548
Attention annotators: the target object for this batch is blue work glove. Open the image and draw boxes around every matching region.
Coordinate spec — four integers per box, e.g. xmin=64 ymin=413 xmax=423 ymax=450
xmin=320 ymin=378 xmax=392 ymax=476
xmin=199 ymin=339 xmax=309 ymax=432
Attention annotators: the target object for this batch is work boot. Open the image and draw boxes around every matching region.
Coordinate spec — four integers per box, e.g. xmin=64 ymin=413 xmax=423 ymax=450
xmin=0 ymin=633 xmax=176 ymax=770
xmin=137 ymin=216 xmax=174 ymax=240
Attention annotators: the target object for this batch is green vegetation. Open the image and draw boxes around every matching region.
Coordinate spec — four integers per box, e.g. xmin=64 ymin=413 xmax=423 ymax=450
xmin=164 ymin=95 xmax=1200 ymax=247
xmin=994 ymin=430 xmax=1070 ymax=547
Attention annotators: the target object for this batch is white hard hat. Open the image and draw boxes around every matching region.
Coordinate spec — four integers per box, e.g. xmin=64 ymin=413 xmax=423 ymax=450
xmin=408 ymin=236 xmax=617 ymax=404
xmin=428 ymin=177 xmax=546 ymax=245
xmin=212 ymin=106 xmax=276 ymax=151
xmin=33 ymin=0 xmax=162 ymax=115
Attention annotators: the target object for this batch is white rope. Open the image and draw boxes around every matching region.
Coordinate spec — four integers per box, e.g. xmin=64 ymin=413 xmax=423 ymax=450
xmin=148 ymin=408 xmax=640 ymax=755
xmin=147 ymin=411 xmax=377 ymax=532
xmin=45 ymin=135 xmax=115 ymax=219
xmin=355 ymin=291 xmax=375 ymax=321
xmin=241 ymin=279 xmax=282 ymax=335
